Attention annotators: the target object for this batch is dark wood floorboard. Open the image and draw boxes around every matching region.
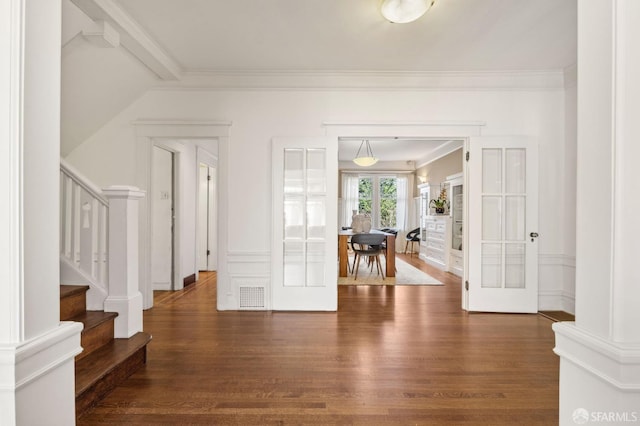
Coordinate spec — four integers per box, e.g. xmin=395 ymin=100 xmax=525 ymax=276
xmin=539 ymin=310 xmax=575 ymax=322
xmin=79 ymin=255 xmax=559 ymax=425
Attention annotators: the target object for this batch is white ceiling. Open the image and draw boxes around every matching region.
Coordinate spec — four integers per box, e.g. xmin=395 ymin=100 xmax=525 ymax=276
xmin=106 ymin=0 xmax=576 ymax=165
xmin=113 ymin=0 xmax=577 ymax=73
xmin=65 ymin=0 xmax=576 ymax=163
xmin=338 ymin=138 xmax=459 ymax=164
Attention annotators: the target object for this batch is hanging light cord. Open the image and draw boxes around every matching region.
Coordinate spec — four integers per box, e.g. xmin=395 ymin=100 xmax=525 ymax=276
xmin=355 ymin=140 xmax=373 ymax=158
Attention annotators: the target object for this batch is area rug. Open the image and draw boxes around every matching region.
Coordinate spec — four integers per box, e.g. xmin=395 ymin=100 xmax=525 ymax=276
xmin=338 ymin=258 xmax=442 ymax=286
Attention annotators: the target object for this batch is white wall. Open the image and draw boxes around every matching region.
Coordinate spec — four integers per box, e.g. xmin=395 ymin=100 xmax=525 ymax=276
xmin=60 ymin=0 xmax=159 ymax=156
xmin=414 ymin=149 xmax=464 ymax=196
xmin=66 ymin=84 xmax=571 ymax=310
xmin=537 ymin=66 xmax=578 ymax=314
xmin=562 ymin=67 xmax=577 ymax=314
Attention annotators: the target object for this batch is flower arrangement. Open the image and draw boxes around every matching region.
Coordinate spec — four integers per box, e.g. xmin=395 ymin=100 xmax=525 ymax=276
xmin=429 ymin=186 xmax=449 ymax=214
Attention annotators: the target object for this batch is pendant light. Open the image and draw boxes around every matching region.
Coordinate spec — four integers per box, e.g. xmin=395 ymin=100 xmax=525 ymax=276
xmin=380 ymin=0 xmax=436 ymax=24
xmin=353 ymin=140 xmax=379 ymax=167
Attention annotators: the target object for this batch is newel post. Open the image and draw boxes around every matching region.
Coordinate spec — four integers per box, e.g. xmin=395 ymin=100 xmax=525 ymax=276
xmin=103 ymin=185 xmax=146 ymax=338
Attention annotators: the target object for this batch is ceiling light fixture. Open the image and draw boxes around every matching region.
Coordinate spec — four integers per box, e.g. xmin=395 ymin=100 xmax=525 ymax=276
xmin=353 ymin=140 xmax=379 ymax=167
xmin=380 ymin=0 xmax=436 ymax=24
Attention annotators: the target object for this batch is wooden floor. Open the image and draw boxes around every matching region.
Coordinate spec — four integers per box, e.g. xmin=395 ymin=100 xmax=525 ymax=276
xmin=79 ymin=254 xmax=559 ymax=425
xmin=539 ymin=310 xmax=575 ymax=322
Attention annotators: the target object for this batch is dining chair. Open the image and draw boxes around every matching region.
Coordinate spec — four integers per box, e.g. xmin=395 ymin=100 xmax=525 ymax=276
xmin=377 ymin=228 xmax=398 ymax=272
xmin=350 ymin=233 xmax=386 ymax=280
xmin=405 ymin=227 xmax=421 ymax=257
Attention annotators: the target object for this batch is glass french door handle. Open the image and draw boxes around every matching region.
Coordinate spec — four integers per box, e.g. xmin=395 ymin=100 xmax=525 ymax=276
xmin=530 ymin=232 xmax=539 ymax=242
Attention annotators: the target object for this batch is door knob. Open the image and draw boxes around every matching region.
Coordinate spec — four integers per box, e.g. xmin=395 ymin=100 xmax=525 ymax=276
xmin=530 ymin=232 xmax=539 ymax=242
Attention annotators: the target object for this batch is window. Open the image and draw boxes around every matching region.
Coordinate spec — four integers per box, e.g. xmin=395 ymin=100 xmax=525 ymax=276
xmin=358 ymin=177 xmax=372 ymax=215
xmin=358 ymin=176 xmax=397 ymax=228
xmin=341 ymin=173 xmax=408 ymax=232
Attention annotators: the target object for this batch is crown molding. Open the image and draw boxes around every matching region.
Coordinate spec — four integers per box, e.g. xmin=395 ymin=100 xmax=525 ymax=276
xmin=323 ymin=121 xmax=485 ymax=127
xmin=151 ymin=69 xmax=566 ymax=91
xmin=70 ymin=0 xmax=182 ymax=80
xmin=416 ymin=140 xmax=464 ymax=168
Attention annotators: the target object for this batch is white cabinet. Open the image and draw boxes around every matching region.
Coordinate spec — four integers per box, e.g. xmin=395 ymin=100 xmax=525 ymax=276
xmin=416 ymin=175 xmax=463 ymax=275
xmin=420 ymin=215 xmax=452 ymax=271
xmin=447 ymin=173 xmax=464 ymax=277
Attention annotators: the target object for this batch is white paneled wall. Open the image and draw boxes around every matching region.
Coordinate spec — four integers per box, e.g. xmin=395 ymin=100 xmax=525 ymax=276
xmin=66 ymin=77 xmax=574 ymax=312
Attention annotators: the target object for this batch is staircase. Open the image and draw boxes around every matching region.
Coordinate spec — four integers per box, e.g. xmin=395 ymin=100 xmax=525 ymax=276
xmin=61 ymin=284 xmax=152 ymax=418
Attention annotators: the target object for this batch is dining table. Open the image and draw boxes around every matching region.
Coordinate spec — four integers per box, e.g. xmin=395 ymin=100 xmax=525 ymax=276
xmin=338 ymin=229 xmax=396 ymax=277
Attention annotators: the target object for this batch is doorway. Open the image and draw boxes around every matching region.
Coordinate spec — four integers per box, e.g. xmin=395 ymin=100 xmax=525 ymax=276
xmin=132 ymin=121 xmax=230 ymax=310
xmin=151 ymin=145 xmax=175 ymax=290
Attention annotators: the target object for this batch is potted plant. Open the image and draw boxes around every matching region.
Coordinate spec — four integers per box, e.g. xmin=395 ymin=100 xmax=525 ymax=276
xmin=430 ymin=186 xmax=449 ymax=214
xmin=429 ymin=198 xmax=449 ymax=214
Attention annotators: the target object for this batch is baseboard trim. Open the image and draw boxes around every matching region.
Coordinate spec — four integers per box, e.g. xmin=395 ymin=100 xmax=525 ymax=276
xmin=152 ymin=282 xmax=172 ymax=291
xmin=0 ymin=322 xmax=83 ymax=390
xmin=183 ymin=273 xmax=196 ymax=287
xmin=553 ymin=322 xmax=640 ymax=390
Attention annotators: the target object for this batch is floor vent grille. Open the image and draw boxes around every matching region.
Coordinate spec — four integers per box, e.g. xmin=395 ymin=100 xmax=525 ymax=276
xmin=239 ymin=286 xmax=265 ymax=309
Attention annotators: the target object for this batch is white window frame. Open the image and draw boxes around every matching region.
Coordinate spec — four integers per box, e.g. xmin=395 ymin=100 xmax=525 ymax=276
xmin=358 ymin=174 xmax=398 ymax=229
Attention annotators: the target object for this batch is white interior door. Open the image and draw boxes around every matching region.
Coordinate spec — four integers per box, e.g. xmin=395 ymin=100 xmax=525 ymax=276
xmin=197 ymin=164 xmax=208 ymax=270
xmin=197 ymin=163 xmax=217 ymax=271
xmin=151 ymin=146 xmax=174 ymax=290
xmin=272 ymin=137 xmax=338 ymax=311
xmin=466 ymin=136 xmax=539 ymax=313
xmin=207 ymin=164 xmax=217 ymax=270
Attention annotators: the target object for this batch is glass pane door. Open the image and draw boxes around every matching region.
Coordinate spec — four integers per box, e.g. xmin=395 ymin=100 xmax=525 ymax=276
xmin=467 ymin=137 xmax=538 ymax=313
xmin=451 ymin=183 xmax=463 ymax=251
xmin=480 ymin=148 xmax=526 ymax=289
xmin=283 ymin=148 xmax=327 ymax=287
xmin=272 ymin=137 xmax=338 ymax=311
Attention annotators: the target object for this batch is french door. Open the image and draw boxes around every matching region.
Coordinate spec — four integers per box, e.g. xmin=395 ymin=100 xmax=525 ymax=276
xmin=272 ymin=137 xmax=338 ymax=310
xmin=466 ymin=136 xmax=539 ymax=313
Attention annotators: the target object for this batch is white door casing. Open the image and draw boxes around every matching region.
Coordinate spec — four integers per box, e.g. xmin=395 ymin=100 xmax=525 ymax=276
xmin=466 ymin=136 xmax=539 ymax=313
xmin=272 ymin=137 xmax=338 ymax=311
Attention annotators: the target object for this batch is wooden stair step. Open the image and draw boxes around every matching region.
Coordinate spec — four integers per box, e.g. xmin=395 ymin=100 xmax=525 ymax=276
xmin=70 ymin=311 xmax=119 ymax=361
xmin=75 ymin=331 xmax=152 ymax=418
xmin=60 ymin=284 xmax=90 ymax=320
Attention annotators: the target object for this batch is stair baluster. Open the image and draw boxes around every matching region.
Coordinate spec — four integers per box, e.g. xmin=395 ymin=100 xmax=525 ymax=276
xmin=60 ymin=158 xmax=109 ymax=310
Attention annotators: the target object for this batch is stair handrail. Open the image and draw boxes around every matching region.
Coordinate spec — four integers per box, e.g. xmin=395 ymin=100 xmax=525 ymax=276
xmin=60 ymin=157 xmax=109 ymax=310
xmin=60 ymin=158 xmax=144 ymax=337
xmin=60 ymin=158 xmax=109 ymax=206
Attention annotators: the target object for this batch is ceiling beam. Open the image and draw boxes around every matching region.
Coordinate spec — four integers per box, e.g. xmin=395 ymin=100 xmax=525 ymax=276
xmin=71 ymin=0 xmax=182 ymax=80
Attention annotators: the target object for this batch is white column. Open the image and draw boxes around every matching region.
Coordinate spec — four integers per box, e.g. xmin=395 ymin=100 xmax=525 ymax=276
xmin=103 ymin=186 xmax=146 ymax=338
xmin=0 ymin=0 xmax=83 ymax=424
xmin=553 ymin=1 xmax=640 ymax=424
